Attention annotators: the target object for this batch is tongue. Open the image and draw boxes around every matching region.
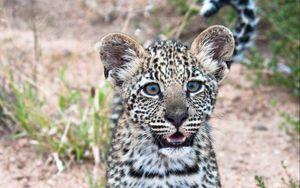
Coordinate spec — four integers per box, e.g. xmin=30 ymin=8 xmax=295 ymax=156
xmin=167 ymin=132 xmax=186 ymax=144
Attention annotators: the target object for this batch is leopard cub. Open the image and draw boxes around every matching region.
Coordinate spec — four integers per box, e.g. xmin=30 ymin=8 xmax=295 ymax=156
xmin=98 ymin=25 xmax=234 ymax=188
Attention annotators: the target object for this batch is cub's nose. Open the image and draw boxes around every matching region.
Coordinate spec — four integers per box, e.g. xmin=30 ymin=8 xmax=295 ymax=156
xmin=164 ymin=110 xmax=188 ymax=128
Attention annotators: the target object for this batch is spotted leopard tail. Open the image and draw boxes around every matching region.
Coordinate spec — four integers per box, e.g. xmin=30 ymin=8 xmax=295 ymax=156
xmin=200 ymin=0 xmax=258 ymax=65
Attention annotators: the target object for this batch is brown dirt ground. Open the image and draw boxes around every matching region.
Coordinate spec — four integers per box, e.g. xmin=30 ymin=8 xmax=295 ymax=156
xmin=0 ymin=0 xmax=299 ymax=187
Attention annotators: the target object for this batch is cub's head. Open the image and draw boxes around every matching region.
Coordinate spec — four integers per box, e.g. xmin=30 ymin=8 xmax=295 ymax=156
xmin=98 ymin=25 xmax=234 ymax=156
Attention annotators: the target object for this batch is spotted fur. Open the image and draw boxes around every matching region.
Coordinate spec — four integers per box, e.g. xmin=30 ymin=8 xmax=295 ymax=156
xmin=98 ymin=25 xmax=235 ymax=188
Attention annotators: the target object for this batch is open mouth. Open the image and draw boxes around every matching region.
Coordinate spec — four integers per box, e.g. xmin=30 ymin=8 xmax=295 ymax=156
xmin=158 ymin=132 xmax=193 ymax=148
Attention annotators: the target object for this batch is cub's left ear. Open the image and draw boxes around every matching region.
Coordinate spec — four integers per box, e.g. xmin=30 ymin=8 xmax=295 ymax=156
xmin=191 ymin=25 xmax=235 ymax=82
xmin=96 ymin=33 xmax=146 ymax=86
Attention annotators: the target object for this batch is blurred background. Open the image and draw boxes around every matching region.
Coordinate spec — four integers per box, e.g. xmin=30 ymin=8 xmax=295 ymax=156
xmin=0 ymin=0 xmax=299 ymax=187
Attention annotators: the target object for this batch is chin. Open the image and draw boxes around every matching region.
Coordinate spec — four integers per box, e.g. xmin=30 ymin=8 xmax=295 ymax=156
xmin=159 ymin=146 xmax=194 ymax=159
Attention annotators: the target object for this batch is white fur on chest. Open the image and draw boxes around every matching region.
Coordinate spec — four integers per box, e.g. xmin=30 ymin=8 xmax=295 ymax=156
xmin=117 ymin=143 xmax=206 ymax=187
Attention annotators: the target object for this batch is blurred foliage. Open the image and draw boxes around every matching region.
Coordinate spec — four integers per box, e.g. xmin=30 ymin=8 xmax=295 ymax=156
xmin=281 ymin=161 xmax=300 ymax=188
xmin=255 ymin=175 xmax=267 ymax=188
xmin=270 ymin=98 xmax=300 ymax=135
xmin=168 ymin=0 xmax=199 ymax=16
xmin=255 ymin=161 xmax=300 ymax=188
xmin=205 ymin=6 xmax=237 ymax=26
xmin=280 ymin=111 xmax=300 ymax=135
xmin=246 ymin=0 xmax=300 ymax=97
xmin=168 ymin=0 xmax=190 ymax=14
xmin=87 ymin=174 xmax=106 ymax=188
xmin=0 ymin=67 xmax=112 ymax=164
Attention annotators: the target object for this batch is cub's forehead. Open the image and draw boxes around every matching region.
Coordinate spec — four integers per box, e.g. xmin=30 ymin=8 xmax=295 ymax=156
xmin=142 ymin=40 xmax=205 ymax=83
xmin=146 ymin=40 xmax=189 ymax=59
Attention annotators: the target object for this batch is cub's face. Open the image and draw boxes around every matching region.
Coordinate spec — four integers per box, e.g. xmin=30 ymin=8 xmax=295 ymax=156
xmin=98 ymin=25 xmax=234 ymax=156
xmin=123 ymin=41 xmax=218 ymax=150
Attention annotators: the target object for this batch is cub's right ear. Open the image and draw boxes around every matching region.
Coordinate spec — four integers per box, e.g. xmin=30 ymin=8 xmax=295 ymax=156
xmin=190 ymin=25 xmax=235 ymax=82
xmin=96 ymin=33 xmax=146 ymax=86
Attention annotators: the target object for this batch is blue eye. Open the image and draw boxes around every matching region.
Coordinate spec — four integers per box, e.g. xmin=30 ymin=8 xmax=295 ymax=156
xmin=143 ymin=83 xmax=160 ymax=96
xmin=187 ymin=81 xmax=204 ymax=93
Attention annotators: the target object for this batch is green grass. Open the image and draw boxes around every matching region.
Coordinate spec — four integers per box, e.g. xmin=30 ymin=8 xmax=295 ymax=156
xmin=280 ymin=161 xmax=300 ymax=188
xmin=255 ymin=175 xmax=267 ymax=188
xmin=280 ymin=111 xmax=300 ymax=135
xmin=0 ymin=67 xmax=112 ymax=165
xmin=269 ymin=98 xmax=299 ymax=135
xmin=255 ymin=161 xmax=300 ymax=188
xmin=86 ymin=167 xmax=106 ymax=188
xmin=87 ymin=173 xmax=106 ymax=188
